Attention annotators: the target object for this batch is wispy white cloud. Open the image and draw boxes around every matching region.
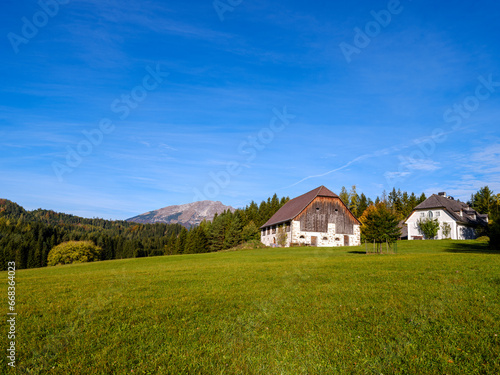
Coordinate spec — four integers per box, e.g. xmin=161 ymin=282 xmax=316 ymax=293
xmin=398 ymin=157 xmax=441 ymax=172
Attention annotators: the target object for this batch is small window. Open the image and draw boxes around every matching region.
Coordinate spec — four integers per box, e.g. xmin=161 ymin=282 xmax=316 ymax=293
xmin=335 ymin=209 xmax=338 ymax=212
xmin=316 ymin=207 xmax=320 ymax=212
xmin=299 ymin=235 xmax=305 ymax=239
xmin=322 ymin=237 xmax=328 ymax=241
xmin=435 ymin=211 xmax=440 ymax=217
xmin=420 ymin=212 xmax=425 ymax=217
xmin=428 ymin=211 xmax=433 ymax=218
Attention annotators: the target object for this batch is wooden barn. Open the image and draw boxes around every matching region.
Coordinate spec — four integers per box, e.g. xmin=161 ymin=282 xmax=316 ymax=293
xmin=261 ymin=186 xmax=361 ymax=247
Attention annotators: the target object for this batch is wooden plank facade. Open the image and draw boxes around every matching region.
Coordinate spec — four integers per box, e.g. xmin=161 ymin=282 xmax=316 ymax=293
xmin=296 ymin=196 xmax=358 ymax=234
xmin=261 ymin=186 xmax=361 ymax=247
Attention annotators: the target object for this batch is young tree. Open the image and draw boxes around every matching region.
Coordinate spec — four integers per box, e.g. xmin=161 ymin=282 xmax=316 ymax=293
xmin=418 ymin=218 xmax=440 ymax=239
xmin=360 ymin=203 xmax=400 ymax=253
xmin=276 ymin=224 xmax=288 ymax=247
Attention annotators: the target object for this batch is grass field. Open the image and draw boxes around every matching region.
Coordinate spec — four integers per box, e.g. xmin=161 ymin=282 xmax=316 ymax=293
xmin=2 ymin=240 xmax=500 ymax=374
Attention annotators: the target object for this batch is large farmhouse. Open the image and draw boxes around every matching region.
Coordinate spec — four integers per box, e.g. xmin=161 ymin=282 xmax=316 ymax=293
xmin=405 ymin=192 xmax=488 ymax=240
xmin=261 ymin=186 xmax=361 ymax=247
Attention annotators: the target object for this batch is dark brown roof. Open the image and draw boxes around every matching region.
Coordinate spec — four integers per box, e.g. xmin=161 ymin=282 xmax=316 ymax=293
xmin=413 ymin=194 xmax=488 ymax=226
xmin=261 ymin=186 xmax=339 ymax=228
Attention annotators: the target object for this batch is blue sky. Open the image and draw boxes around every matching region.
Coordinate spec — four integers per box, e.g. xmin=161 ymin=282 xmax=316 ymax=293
xmin=1 ymin=0 xmax=500 ymax=219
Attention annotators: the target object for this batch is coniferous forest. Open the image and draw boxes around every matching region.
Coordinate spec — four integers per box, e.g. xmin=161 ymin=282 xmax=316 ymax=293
xmin=1 ymin=185 xmax=498 ymax=270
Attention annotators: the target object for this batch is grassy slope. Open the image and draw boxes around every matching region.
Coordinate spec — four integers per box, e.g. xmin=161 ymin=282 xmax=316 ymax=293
xmin=2 ymin=241 xmax=499 ymax=374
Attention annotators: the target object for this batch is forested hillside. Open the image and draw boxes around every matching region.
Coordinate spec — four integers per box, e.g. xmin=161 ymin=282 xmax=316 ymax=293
xmin=0 ymin=199 xmax=184 ymax=270
xmin=0 ymin=194 xmax=290 ymax=270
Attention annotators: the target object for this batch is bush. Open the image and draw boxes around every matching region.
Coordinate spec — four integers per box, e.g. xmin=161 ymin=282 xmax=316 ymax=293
xmin=48 ymin=241 xmax=102 ymax=266
xmin=418 ymin=218 xmax=440 ymax=239
xmin=476 ymin=236 xmax=490 ymax=242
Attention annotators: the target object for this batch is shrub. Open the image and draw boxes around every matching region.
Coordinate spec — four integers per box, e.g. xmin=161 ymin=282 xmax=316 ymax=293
xmin=418 ymin=218 xmax=440 ymax=239
xmin=48 ymin=241 xmax=102 ymax=266
xmin=476 ymin=236 xmax=490 ymax=242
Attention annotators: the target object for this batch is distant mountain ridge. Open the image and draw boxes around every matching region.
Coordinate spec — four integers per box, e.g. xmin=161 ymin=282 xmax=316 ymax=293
xmin=126 ymin=201 xmax=235 ymax=227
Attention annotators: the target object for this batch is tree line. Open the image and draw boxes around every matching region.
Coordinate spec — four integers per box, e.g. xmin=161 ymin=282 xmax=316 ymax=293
xmin=339 ymin=186 xmax=427 ymax=221
xmin=164 ymin=194 xmax=290 ymax=254
xmin=2 ymin=185 xmax=498 ymax=270
xmin=0 ymin=195 xmax=289 ymax=270
xmin=0 ymin=199 xmax=184 ymax=270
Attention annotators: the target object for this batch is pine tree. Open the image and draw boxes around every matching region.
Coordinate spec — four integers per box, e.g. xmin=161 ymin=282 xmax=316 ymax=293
xmin=358 ymin=193 xmax=369 ymax=218
xmin=184 ymin=229 xmax=198 ymax=254
xmin=175 ymin=228 xmax=188 ymax=254
xmin=418 ymin=193 xmax=427 ymax=204
xmin=472 ymin=186 xmax=495 ymax=215
xmin=223 ymin=215 xmax=243 ymax=249
xmin=209 ymin=215 xmax=226 ymax=252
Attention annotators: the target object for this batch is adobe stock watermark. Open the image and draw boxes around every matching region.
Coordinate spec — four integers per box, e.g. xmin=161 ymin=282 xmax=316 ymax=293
xmin=7 ymin=0 xmax=70 ymax=55
xmin=443 ymin=74 xmax=500 ymax=129
xmin=52 ymin=64 xmax=169 ymax=182
xmin=385 ymin=73 xmax=500 ymax=187
xmin=340 ymin=0 xmax=411 ymax=63
xmin=192 ymin=106 xmax=295 ymax=201
xmin=213 ymin=0 xmax=243 ymax=22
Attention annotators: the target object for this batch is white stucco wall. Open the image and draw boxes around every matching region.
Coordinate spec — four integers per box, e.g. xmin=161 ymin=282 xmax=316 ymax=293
xmin=405 ymin=209 xmax=477 ymax=240
xmin=260 ymin=225 xmax=291 ymax=247
xmin=261 ymin=221 xmax=361 ymax=247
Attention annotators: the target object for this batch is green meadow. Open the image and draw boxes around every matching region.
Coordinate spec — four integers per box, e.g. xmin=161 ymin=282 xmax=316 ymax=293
xmin=2 ymin=240 xmax=500 ymax=374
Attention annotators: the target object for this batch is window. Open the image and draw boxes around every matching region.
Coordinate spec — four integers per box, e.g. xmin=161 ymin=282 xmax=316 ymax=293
xmin=316 ymin=207 xmax=320 ymax=212
xmin=435 ymin=211 xmax=440 ymax=217
xmin=322 ymin=237 xmax=328 ymax=241
xmin=420 ymin=212 xmax=425 ymax=218
xmin=286 ymin=223 xmax=290 ymax=232
xmin=299 ymin=235 xmax=305 ymax=239
xmin=428 ymin=211 xmax=433 ymax=218
xmin=272 ymin=226 xmax=276 ymax=234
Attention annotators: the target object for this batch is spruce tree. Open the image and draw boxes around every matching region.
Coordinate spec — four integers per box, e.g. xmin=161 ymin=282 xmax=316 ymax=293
xmin=223 ymin=215 xmax=243 ymax=249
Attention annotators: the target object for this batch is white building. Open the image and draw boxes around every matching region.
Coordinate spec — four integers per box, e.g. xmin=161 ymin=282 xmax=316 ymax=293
xmin=405 ymin=192 xmax=488 ymax=240
xmin=260 ymin=186 xmax=361 ymax=247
